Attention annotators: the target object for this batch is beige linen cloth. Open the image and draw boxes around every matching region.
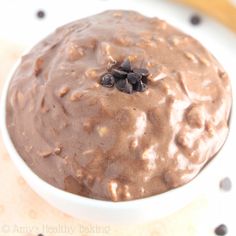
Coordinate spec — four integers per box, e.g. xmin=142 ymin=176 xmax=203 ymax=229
xmin=0 ymin=39 xmax=212 ymax=236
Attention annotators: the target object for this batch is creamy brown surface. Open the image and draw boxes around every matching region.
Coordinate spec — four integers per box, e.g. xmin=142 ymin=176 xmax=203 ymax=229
xmin=6 ymin=10 xmax=232 ymax=201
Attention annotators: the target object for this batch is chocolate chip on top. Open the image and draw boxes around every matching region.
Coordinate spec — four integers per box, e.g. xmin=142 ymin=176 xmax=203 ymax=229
xmin=100 ymin=59 xmax=149 ymax=94
xmin=100 ymin=73 xmax=115 ymax=88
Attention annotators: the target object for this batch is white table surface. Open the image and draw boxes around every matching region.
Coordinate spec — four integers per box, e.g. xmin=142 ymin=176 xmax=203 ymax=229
xmin=0 ymin=0 xmax=235 ymax=235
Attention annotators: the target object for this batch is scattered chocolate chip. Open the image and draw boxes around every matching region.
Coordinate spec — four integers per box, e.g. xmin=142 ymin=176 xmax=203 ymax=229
xmin=133 ymin=68 xmax=149 ymax=77
xmin=120 ymin=59 xmax=132 ymax=72
xmin=36 ymin=10 xmax=46 ymax=19
xmin=100 ymin=73 xmax=115 ymax=87
xmin=134 ymin=80 xmax=147 ymax=92
xmin=111 ymin=68 xmax=127 ymax=80
xmin=219 ymin=177 xmax=232 ymax=191
xmin=127 ymin=72 xmax=142 ymax=84
xmin=38 ymin=234 xmax=44 ymax=236
xmin=215 ymin=224 xmax=228 ymax=235
xmin=190 ymin=14 xmax=202 ymax=26
xmin=116 ymin=79 xmax=133 ymax=94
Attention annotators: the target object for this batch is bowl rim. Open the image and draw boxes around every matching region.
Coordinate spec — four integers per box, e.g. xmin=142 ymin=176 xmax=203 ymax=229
xmin=0 ymin=51 xmax=225 ymax=210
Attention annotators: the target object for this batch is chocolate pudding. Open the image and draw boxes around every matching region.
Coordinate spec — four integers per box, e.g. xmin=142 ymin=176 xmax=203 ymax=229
xmin=6 ymin=10 xmax=232 ymax=201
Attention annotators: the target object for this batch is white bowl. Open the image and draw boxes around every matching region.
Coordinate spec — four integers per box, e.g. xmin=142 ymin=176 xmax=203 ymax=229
xmin=0 ymin=53 xmax=231 ymax=225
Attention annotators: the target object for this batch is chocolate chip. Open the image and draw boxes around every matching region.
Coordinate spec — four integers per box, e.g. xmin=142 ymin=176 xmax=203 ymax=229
xmin=38 ymin=234 xmax=44 ymax=236
xmin=36 ymin=10 xmax=46 ymax=19
xmin=134 ymin=80 xmax=147 ymax=92
xmin=141 ymin=76 xmax=148 ymax=84
xmin=133 ymin=68 xmax=149 ymax=77
xmin=116 ymin=79 xmax=133 ymax=94
xmin=190 ymin=14 xmax=202 ymax=26
xmin=115 ymin=79 xmax=126 ymax=90
xmin=215 ymin=224 xmax=228 ymax=235
xmin=101 ymin=59 xmax=149 ymax=94
xmin=219 ymin=177 xmax=232 ymax=191
xmin=111 ymin=68 xmax=127 ymax=80
xmin=127 ymin=72 xmax=142 ymax=84
xmin=100 ymin=73 xmax=115 ymax=88
xmin=120 ymin=59 xmax=131 ymax=72
xmin=124 ymin=83 xmax=133 ymax=94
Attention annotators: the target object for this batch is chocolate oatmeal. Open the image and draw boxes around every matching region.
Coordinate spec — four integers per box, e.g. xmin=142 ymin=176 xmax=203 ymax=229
xmin=6 ymin=10 xmax=232 ymax=201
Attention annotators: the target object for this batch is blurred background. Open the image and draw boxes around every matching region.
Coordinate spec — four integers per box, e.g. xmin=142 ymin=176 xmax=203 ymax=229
xmin=0 ymin=0 xmax=235 ymax=236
